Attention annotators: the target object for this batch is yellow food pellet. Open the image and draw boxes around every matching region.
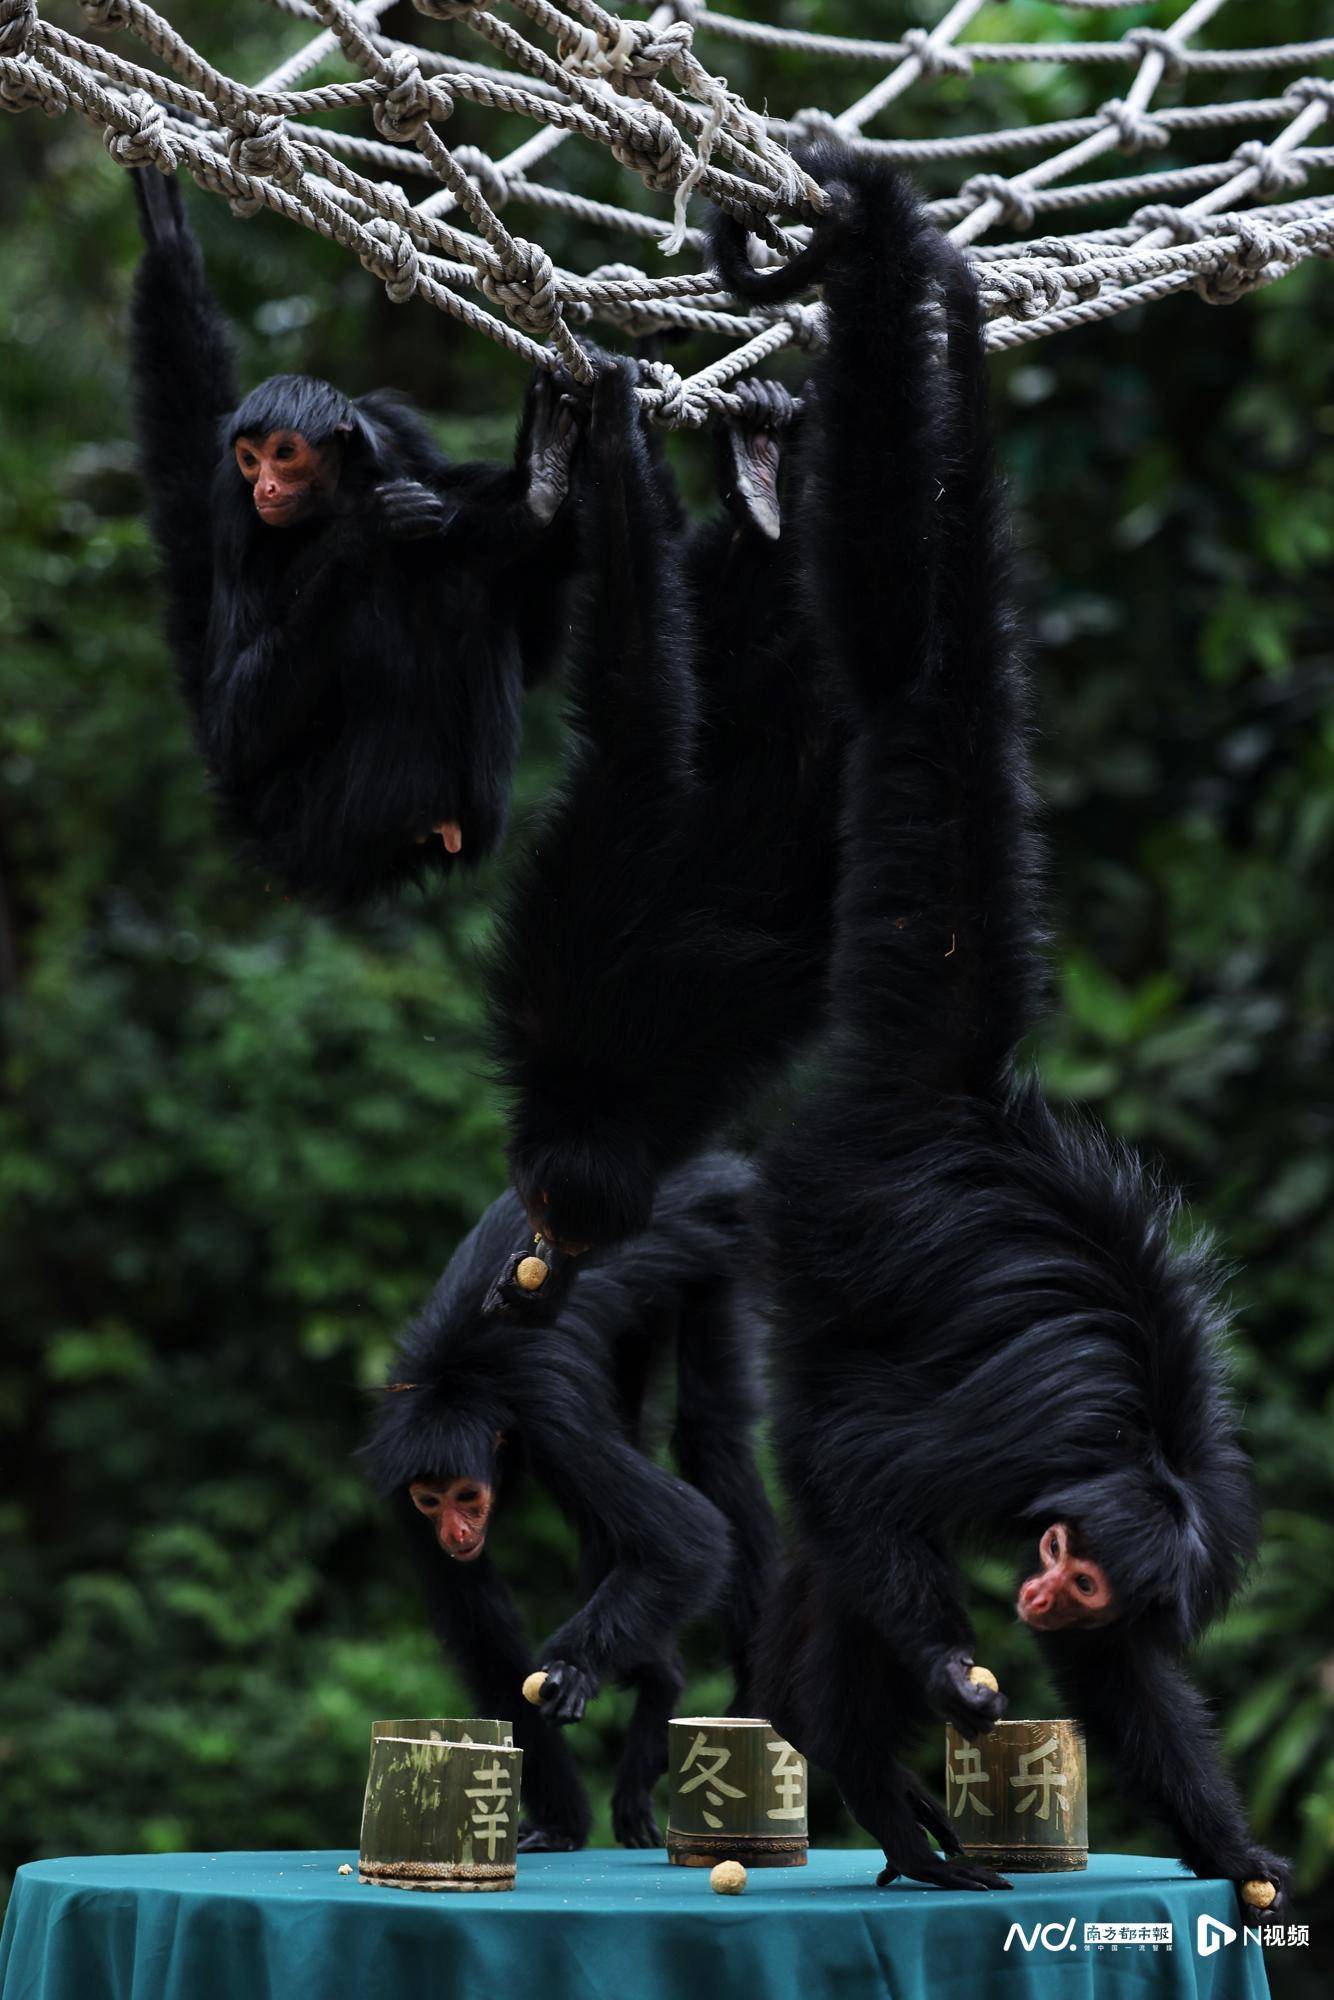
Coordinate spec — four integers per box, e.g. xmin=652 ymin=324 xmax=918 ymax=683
xmin=516 ymin=1256 xmax=549 ymax=1292
xmin=710 ymin=1861 xmax=747 ymax=1896
xmin=1241 ymin=1880 xmax=1277 ymax=1911
xmin=337 ymin=1864 xmax=353 ymax=1876
xmin=522 ymin=1670 xmax=549 ymax=1706
xmin=968 ymin=1665 xmax=1000 ymax=1692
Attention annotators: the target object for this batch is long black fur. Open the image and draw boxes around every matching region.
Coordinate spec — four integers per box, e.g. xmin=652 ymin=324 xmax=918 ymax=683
xmin=362 ymin=1151 xmax=779 ymax=1851
xmin=734 ymin=149 xmax=1289 ymax=1911
xmin=485 ymin=357 xmax=844 ymax=1248
xmin=129 ymin=169 xmax=576 ymax=906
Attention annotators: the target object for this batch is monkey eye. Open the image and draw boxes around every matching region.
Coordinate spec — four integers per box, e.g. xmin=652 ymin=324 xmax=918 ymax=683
xmin=413 ymin=1491 xmax=440 ymax=1512
xmin=456 ymin=1486 xmax=480 ymax=1506
xmin=1074 ymin=1572 xmax=1096 ymax=1595
xmin=274 ymin=443 xmax=296 ymax=462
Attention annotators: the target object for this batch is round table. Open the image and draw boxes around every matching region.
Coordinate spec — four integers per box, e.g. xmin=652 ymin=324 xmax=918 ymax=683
xmin=0 ymin=1850 xmax=1271 ymax=2000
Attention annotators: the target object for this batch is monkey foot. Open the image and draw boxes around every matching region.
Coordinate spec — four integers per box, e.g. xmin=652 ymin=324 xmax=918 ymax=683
xmin=612 ymin=1798 xmax=664 ymax=1849
xmin=516 ymin=1822 xmax=585 ymax=1854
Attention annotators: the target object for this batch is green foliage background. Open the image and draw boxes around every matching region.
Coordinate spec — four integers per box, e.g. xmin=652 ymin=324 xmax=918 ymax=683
xmin=1 ymin=3 xmax=1330 ymax=1990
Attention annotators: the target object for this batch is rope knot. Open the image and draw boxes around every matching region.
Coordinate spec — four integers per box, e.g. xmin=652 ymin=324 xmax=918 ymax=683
xmin=374 ymin=51 xmax=443 ymax=143
xmin=961 ymin=173 xmax=1035 ymax=233
xmin=983 ymin=264 xmax=1066 ymax=319
xmin=481 ymin=237 xmax=561 ymax=335
xmin=609 ymin=107 xmax=686 ymax=193
xmin=359 ymin=216 xmax=421 ymax=304
xmin=641 ymin=358 xmax=696 ymax=428
xmin=0 ymin=0 xmax=35 ymax=56
xmin=781 ymin=299 xmax=824 ymax=351
xmin=104 ymin=89 xmax=175 ymax=170
xmin=229 ymin=114 xmax=303 ymax=189
xmin=1098 ymin=97 xmax=1169 ymax=153
xmin=1283 ymin=77 xmax=1334 ymax=114
xmin=81 ymin=0 xmax=128 ymax=25
xmin=620 ymin=19 xmax=694 ymax=88
xmin=1194 ymin=221 xmax=1295 ymax=305
xmin=1230 ymin=139 xmax=1306 ymax=197
xmin=900 ymin=28 xmax=972 ymax=80
xmin=451 ymin=145 xmax=510 ymax=210
xmin=1132 ymin=202 xmax=1205 ymax=244
xmin=1122 ymin=27 xmax=1187 ymax=81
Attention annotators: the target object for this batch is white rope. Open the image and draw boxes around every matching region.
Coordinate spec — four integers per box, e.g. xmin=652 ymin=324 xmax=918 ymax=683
xmin=0 ymin=0 xmax=1328 ymax=422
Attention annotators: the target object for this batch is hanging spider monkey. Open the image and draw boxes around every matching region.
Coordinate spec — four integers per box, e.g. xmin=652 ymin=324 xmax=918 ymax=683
xmin=362 ymin=1152 xmax=779 ymax=1852
xmin=486 ymin=351 xmax=844 ymax=1251
xmin=712 ymin=149 xmax=1290 ymax=1913
xmin=128 ymin=167 xmax=580 ymax=906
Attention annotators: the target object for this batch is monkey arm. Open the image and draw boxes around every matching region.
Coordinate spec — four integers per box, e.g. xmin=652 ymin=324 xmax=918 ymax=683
xmin=396 ymin=1498 xmax=592 ymax=1845
xmin=129 ymin=171 xmax=239 ymax=688
xmin=1040 ymin=1630 xmax=1292 ymax=1912
xmin=533 ymin=1434 xmax=730 ymax=1717
xmin=486 ymin=358 xmax=703 ymax=1248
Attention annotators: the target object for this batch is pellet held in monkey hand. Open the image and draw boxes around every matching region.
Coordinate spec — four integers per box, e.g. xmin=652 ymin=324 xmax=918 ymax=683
xmin=710 ymin=1861 xmax=747 ymax=1895
xmin=523 ymin=1670 xmax=549 ymax=1706
xmin=1242 ymin=1879 xmax=1277 ymax=1911
xmin=515 ymin=1256 xmax=549 ymax=1292
xmin=968 ymin=1664 xmax=1000 ymax=1692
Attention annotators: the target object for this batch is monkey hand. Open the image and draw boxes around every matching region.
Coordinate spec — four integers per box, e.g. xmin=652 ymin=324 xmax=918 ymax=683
xmin=926 ymin=1649 xmax=1006 ymax=1739
xmin=534 ymin=1658 xmax=597 ymax=1725
xmin=1231 ymin=1847 xmax=1293 ymax=1919
xmin=523 ymin=371 xmax=584 ymax=527
xmin=373 ymin=479 xmax=451 ymax=540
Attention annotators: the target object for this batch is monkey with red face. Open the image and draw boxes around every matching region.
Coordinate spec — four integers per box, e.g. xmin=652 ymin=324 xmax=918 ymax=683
xmin=129 ymin=168 xmax=580 ymax=906
xmin=363 ymin=1153 xmax=778 ymax=1853
xmin=714 ymin=151 xmax=1290 ymax=1915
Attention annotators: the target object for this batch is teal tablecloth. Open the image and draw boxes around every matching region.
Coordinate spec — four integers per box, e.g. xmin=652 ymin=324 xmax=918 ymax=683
xmin=0 ymin=1849 xmax=1270 ymax=2000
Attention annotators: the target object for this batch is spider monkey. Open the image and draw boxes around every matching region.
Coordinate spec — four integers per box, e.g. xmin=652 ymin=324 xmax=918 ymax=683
xmin=486 ymin=356 xmax=844 ymax=1251
xmin=129 ymin=167 xmax=580 ymax=906
xmin=713 ymin=147 xmax=1290 ymax=1915
xmin=363 ymin=1152 xmax=779 ymax=1851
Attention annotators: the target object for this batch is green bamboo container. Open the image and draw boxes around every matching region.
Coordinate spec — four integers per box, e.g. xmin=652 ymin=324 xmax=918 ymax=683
xmin=359 ymin=1736 xmax=524 ymax=1891
xmin=944 ymin=1717 xmax=1087 ymax=1872
xmin=667 ymin=1716 xmax=808 ymax=1867
xmin=370 ymin=1717 xmax=514 ymax=1747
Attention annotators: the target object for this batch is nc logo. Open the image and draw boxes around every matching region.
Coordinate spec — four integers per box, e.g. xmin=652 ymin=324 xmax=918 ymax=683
xmin=1197 ymin=1914 xmax=1237 ymax=1957
xmin=1003 ymin=1920 xmax=1077 ymax=1953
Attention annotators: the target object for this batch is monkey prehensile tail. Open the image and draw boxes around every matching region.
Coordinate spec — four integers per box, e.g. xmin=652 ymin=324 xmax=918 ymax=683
xmin=129 ymin=168 xmax=579 ymax=907
xmin=712 ymin=150 xmax=1290 ymax=1914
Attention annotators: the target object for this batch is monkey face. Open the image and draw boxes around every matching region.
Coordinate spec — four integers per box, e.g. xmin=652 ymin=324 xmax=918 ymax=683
xmin=409 ymin=1477 xmax=495 ymax=1561
xmin=1017 ymin=1521 xmax=1117 ymax=1631
xmin=234 ymin=429 xmax=341 ymax=526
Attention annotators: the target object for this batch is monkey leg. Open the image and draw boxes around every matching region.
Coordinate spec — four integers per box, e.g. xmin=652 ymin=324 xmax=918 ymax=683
xmin=611 ymin=1650 xmax=684 ymax=1849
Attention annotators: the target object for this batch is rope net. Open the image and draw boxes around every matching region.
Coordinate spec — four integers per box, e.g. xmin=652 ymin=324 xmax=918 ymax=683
xmin=2 ymin=0 xmax=1331 ymax=422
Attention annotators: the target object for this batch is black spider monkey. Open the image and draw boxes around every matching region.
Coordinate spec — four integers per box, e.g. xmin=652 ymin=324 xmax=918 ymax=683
xmin=362 ymin=1152 xmax=779 ymax=1852
xmin=713 ymin=149 xmax=1290 ymax=1913
xmin=128 ymin=167 xmax=580 ymax=906
xmin=486 ymin=350 xmax=844 ymax=1251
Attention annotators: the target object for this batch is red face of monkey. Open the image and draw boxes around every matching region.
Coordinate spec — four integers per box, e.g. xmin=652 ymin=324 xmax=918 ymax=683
xmin=234 ymin=429 xmax=341 ymax=526
xmin=1017 ymin=1522 xmax=1117 ymax=1631
xmin=409 ymin=1477 xmax=495 ymax=1562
